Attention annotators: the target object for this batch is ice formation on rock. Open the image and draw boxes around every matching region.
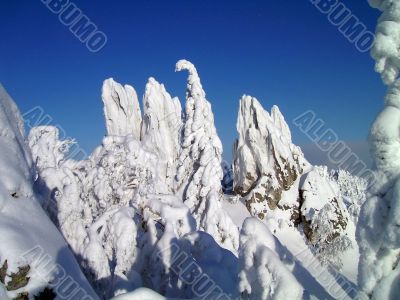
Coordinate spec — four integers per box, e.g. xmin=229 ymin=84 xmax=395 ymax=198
xmin=0 ymin=86 xmax=33 ymax=197
xmin=233 ymin=95 xmax=308 ymax=223
xmin=174 ymin=59 xmax=239 ymax=253
xmin=102 ymin=78 xmax=142 ymax=138
xmin=356 ymin=1 xmax=400 ymax=299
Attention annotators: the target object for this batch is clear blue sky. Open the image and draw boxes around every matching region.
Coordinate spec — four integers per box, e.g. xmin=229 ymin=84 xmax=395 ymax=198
xmin=0 ymin=0 xmax=385 ymax=162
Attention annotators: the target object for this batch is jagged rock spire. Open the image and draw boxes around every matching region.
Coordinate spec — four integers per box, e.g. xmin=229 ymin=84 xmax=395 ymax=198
xmin=102 ymin=78 xmax=142 ymax=138
xmin=233 ymin=95 xmax=307 ymax=223
xmin=141 ymin=77 xmax=182 ymax=189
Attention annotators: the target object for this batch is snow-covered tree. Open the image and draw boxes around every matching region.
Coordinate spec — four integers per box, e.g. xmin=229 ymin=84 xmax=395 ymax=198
xmin=28 ymin=126 xmax=73 ymax=170
xmin=308 ymin=203 xmax=352 ymax=269
xmin=300 ymin=166 xmax=352 ymax=269
xmin=330 ymin=169 xmax=367 ymax=224
xmin=357 ymin=1 xmax=400 ymax=299
xmin=174 ymin=59 xmax=239 ymax=253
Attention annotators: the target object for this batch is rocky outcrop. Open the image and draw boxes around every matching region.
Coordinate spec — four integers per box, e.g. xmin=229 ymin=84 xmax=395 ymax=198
xmin=233 ymin=95 xmax=308 ymax=223
xmin=141 ymin=77 xmax=182 ymax=190
xmin=102 ymin=78 xmax=142 ymax=138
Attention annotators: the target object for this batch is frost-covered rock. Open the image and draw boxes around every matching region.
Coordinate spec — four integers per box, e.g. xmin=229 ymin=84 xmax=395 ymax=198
xmin=233 ymin=96 xmax=308 ymax=223
xmin=102 ymin=78 xmax=142 ymax=138
xmin=356 ymin=2 xmax=400 ymax=299
xmin=174 ymin=59 xmax=239 ymax=253
xmin=299 ymin=166 xmax=352 ymax=268
xmin=238 ymin=218 xmax=303 ymax=300
xmin=0 ymin=84 xmax=98 ymax=300
xmin=141 ymin=77 xmax=182 ymax=190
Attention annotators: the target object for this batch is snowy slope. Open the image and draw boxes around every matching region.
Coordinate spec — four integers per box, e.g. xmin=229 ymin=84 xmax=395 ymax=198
xmin=0 ymin=84 xmax=98 ymax=300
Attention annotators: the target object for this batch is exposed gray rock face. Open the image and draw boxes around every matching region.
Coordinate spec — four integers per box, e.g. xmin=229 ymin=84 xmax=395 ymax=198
xmin=233 ymin=95 xmax=307 ymax=223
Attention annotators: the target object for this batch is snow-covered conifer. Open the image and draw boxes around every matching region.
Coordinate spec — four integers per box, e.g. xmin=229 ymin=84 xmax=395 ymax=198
xmin=357 ymin=2 xmax=400 ymax=298
xmin=174 ymin=59 xmax=239 ymax=253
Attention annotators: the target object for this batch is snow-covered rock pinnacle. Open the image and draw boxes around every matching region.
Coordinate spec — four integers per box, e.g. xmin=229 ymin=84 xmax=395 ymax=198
xmin=141 ymin=77 xmax=182 ymax=190
xmin=175 ymin=59 xmax=239 ymax=253
xmin=233 ymin=95 xmax=307 ymax=223
xmin=102 ymin=78 xmax=142 ymax=138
